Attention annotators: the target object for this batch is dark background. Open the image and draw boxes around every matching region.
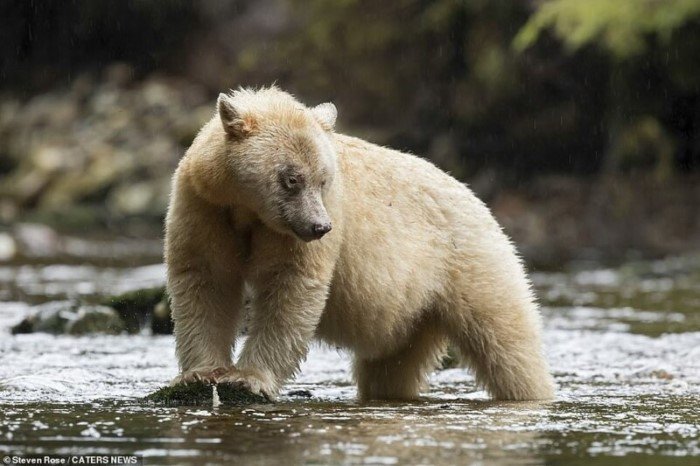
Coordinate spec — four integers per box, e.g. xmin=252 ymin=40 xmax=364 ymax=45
xmin=1 ymin=0 xmax=699 ymax=265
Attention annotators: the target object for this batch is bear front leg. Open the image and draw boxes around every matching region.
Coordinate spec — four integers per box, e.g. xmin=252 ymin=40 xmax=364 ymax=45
xmin=169 ymin=273 xmax=244 ymax=385
xmin=165 ymin=175 xmax=245 ymax=386
xmin=221 ymin=271 xmax=331 ymax=399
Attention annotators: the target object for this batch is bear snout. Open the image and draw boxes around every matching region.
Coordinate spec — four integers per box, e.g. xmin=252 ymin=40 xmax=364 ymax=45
xmin=291 ymin=221 xmax=332 ymax=242
xmin=310 ymin=222 xmax=332 ymax=239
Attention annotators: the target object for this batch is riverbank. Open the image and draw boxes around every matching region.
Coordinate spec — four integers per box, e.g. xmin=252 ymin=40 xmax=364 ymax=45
xmin=1 ymin=71 xmax=698 ymax=267
xmin=2 ymin=172 xmax=698 ymax=269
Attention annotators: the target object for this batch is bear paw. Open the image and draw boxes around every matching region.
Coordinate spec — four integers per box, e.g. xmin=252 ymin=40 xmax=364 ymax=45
xmin=214 ymin=367 xmax=277 ymax=401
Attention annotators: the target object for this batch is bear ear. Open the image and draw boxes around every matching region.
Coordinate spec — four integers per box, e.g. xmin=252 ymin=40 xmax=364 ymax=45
xmin=218 ymin=93 xmax=255 ymax=139
xmin=312 ymin=102 xmax=337 ymax=131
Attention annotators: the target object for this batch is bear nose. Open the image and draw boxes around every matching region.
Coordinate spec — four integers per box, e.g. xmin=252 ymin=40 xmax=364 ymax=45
xmin=311 ymin=222 xmax=332 ymax=238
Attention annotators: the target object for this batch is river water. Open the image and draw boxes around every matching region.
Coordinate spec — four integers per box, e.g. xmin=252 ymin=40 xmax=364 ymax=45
xmin=0 ymin=244 xmax=698 ymax=465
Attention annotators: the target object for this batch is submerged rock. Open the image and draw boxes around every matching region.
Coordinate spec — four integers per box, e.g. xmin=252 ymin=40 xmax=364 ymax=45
xmin=145 ymin=382 xmax=270 ymax=406
xmin=67 ymin=305 xmax=126 ymax=335
xmin=11 ymin=301 xmax=126 ymax=335
xmin=11 ymin=287 xmax=172 ymax=336
xmin=287 ymin=389 xmax=313 ymax=398
xmin=11 ymin=301 xmax=75 ymax=334
xmin=103 ymin=287 xmax=171 ymax=334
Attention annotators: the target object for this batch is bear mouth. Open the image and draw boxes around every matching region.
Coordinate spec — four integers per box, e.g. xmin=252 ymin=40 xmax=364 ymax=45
xmin=293 ymin=231 xmax=321 ymax=243
xmin=292 ymin=227 xmax=329 ymax=242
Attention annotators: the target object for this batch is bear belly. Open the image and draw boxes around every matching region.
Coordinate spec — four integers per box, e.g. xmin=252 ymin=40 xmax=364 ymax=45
xmin=314 ymin=278 xmax=434 ymax=360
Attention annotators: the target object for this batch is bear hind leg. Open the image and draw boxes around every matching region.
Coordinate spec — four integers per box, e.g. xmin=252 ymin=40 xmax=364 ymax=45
xmin=448 ymin=301 xmax=555 ymax=401
xmin=354 ymin=324 xmax=447 ymax=401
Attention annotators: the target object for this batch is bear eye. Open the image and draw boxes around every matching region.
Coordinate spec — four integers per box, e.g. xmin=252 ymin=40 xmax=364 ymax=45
xmin=282 ymin=172 xmax=304 ymax=191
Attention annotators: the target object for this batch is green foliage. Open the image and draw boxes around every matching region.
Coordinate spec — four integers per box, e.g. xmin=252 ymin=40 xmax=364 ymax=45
xmin=514 ymin=0 xmax=700 ymax=59
xmin=267 ymin=0 xmax=531 ymax=176
xmin=3 ymin=0 xmax=699 ymax=183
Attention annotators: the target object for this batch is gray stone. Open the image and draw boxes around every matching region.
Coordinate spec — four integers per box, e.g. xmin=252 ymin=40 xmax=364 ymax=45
xmin=67 ymin=305 xmax=126 ymax=335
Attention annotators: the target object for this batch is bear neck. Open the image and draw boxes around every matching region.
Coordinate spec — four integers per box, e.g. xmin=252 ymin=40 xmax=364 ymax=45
xmin=182 ymin=120 xmax=246 ymax=209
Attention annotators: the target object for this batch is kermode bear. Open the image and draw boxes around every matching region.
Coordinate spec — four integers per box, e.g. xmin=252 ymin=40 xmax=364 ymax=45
xmin=165 ymin=86 xmax=554 ymax=401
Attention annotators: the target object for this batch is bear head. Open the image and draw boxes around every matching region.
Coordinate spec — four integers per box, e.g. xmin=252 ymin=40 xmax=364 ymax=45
xmin=216 ymin=87 xmax=337 ymax=242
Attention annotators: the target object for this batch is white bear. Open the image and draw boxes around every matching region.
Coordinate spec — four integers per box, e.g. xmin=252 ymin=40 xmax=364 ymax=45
xmin=165 ymin=86 xmax=554 ymax=401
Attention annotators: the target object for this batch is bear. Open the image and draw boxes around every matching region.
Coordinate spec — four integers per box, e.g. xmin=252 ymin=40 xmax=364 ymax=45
xmin=165 ymin=86 xmax=555 ymax=401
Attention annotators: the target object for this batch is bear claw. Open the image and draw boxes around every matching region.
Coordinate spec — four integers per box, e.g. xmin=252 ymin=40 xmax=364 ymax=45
xmin=171 ymin=366 xmax=233 ymax=386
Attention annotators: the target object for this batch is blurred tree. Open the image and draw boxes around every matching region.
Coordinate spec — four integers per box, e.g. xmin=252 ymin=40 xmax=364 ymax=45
xmin=0 ymin=0 xmax=203 ymax=93
xmin=514 ymin=0 xmax=700 ymax=176
xmin=262 ymin=0 xmax=579 ymax=178
xmin=236 ymin=0 xmax=623 ymax=180
xmin=1 ymin=0 xmax=698 ymax=182
xmin=514 ymin=0 xmax=700 ymax=59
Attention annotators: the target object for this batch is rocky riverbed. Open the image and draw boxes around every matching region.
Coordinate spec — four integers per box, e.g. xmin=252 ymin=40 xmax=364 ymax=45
xmin=0 ymin=237 xmax=698 ymax=464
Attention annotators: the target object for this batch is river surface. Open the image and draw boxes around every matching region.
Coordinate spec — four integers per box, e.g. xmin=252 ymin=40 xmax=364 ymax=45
xmin=0 ymin=242 xmax=698 ymax=465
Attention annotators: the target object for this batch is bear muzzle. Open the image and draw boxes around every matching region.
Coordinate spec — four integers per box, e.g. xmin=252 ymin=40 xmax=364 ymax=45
xmin=294 ymin=222 xmax=332 ymax=242
xmin=311 ymin=222 xmax=332 ymax=239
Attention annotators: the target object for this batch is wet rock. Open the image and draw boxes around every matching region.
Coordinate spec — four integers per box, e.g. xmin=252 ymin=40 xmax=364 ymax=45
xmin=0 ymin=75 xmax=210 ymax=226
xmin=145 ymin=382 xmax=270 ymax=406
xmin=0 ymin=232 xmax=17 ymax=261
xmin=11 ymin=301 xmax=76 ymax=335
xmin=287 ymin=389 xmax=313 ymax=398
xmin=439 ymin=346 xmax=461 ymax=370
xmin=103 ymin=287 xmax=169 ymax=334
xmin=11 ymin=301 xmax=127 ymax=335
xmin=9 ymin=316 xmax=35 ymax=335
xmin=107 ymin=178 xmax=170 ymax=217
xmin=14 ymin=223 xmax=61 ymax=258
xmin=151 ymin=298 xmax=174 ymax=335
xmin=650 ymin=369 xmax=674 ymax=380
xmin=67 ymin=305 xmax=126 ymax=335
